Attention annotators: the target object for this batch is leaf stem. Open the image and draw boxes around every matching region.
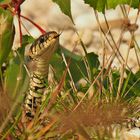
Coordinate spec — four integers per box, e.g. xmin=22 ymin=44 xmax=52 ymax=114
xmin=20 ymin=15 xmax=46 ymax=34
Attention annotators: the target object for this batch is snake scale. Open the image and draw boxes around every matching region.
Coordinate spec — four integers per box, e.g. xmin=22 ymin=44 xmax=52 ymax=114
xmin=24 ymin=31 xmax=59 ymax=118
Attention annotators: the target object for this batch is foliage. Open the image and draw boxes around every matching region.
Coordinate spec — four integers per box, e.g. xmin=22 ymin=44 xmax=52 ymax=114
xmin=0 ymin=7 xmax=14 ymax=67
xmin=53 ymin=0 xmax=140 ymax=16
xmin=52 ymin=0 xmax=73 ymax=21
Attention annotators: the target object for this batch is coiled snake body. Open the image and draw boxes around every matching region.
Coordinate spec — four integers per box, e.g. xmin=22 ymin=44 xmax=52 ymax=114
xmin=24 ymin=31 xmax=59 ymax=118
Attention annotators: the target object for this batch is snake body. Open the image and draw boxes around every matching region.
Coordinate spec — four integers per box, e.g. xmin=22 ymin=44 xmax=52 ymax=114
xmin=24 ymin=31 xmax=59 ymax=118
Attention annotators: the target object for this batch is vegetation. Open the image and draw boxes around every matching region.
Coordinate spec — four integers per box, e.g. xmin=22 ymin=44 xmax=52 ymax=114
xmin=0 ymin=0 xmax=140 ymax=139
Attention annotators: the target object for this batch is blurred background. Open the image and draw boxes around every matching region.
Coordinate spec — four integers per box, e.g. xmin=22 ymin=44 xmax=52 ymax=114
xmin=13 ymin=0 xmax=140 ymax=72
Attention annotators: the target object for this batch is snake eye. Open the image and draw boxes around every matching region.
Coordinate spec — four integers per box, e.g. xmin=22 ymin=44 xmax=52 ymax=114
xmin=39 ymin=36 xmax=44 ymax=43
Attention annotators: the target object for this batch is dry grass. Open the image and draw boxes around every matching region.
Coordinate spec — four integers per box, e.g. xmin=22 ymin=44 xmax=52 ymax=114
xmin=0 ymin=87 xmax=11 ymax=125
xmin=57 ymin=100 xmax=135 ymax=139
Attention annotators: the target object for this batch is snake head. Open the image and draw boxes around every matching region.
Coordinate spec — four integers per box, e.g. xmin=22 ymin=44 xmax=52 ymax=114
xmin=29 ymin=31 xmax=59 ymax=59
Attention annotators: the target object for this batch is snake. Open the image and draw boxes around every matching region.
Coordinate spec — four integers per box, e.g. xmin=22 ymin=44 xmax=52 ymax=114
xmin=24 ymin=31 xmax=59 ymax=118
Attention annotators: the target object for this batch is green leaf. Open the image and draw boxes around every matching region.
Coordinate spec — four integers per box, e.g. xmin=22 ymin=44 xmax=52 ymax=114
xmin=97 ymin=0 xmax=107 ymax=12
xmin=85 ymin=0 xmax=107 ymax=12
xmin=86 ymin=52 xmax=100 ymax=80
xmin=127 ymin=70 xmax=140 ymax=97
xmin=121 ymin=71 xmax=132 ymax=96
xmin=50 ymin=51 xmax=65 ymax=81
xmin=52 ymin=0 xmax=73 ymax=22
xmin=83 ymin=0 xmax=139 ymax=13
xmin=50 ymin=48 xmax=85 ymax=83
xmin=69 ymin=57 xmax=87 ymax=83
xmin=22 ymin=35 xmax=34 ymax=46
xmin=107 ymin=0 xmax=140 ymax=9
xmin=18 ymin=35 xmax=34 ymax=59
xmin=84 ymin=0 xmax=98 ymax=9
xmin=61 ymin=47 xmax=82 ymax=61
xmin=5 ymin=38 xmax=29 ymax=100
xmin=5 ymin=56 xmax=28 ymax=100
xmin=112 ymin=70 xmax=120 ymax=96
xmin=0 ymin=8 xmax=15 ymax=67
